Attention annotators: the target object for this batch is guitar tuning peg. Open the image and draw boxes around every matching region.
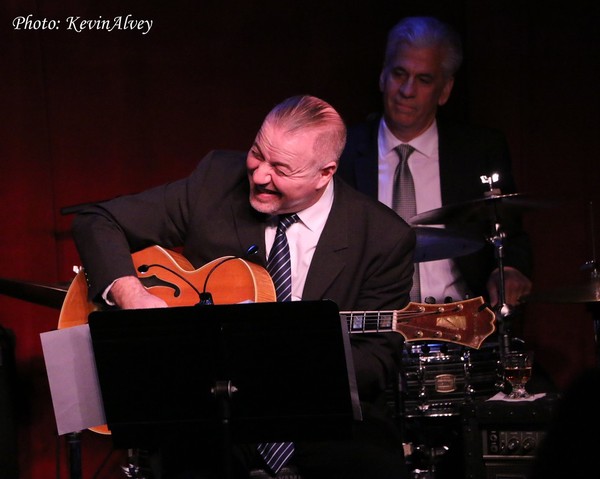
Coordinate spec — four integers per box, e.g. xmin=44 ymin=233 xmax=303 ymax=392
xmin=424 ymin=296 xmax=436 ymax=304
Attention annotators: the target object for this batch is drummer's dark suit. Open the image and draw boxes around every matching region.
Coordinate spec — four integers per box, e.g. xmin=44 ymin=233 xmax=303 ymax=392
xmin=72 ymin=150 xmax=415 ymax=478
xmin=337 ymin=115 xmax=533 ymax=301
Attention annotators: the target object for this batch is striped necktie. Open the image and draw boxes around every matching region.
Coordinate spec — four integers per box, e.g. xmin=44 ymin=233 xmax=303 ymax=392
xmin=267 ymin=213 xmax=299 ymax=302
xmin=392 ymin=144 xmax=421 ymax=302
xmin=257 ymin=213 xmax=299 ymax=475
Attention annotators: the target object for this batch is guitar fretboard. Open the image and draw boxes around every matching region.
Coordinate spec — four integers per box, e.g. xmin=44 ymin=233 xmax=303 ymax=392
xmin=340 ymin=311 xmax=397 ymax=333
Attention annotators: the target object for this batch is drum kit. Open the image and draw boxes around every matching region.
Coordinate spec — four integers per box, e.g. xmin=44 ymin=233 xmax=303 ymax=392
xmin=402 ymin=193 xmax=600 ymax=478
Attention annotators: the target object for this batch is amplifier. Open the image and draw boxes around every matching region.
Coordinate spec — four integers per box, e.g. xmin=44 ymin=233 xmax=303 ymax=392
xmin=461 ymin=396 xmax=558 ymax=479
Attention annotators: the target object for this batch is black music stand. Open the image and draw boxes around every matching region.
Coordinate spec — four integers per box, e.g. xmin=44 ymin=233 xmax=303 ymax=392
xmin=88 ymin=300 xmax=360 ymax=478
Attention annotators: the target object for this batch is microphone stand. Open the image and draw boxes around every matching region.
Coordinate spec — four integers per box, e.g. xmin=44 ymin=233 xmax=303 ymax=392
xmin=212 ymin=380 xmax=238 ymax=479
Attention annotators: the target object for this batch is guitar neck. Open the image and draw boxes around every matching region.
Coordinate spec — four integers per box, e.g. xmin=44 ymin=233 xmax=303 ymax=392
xmin=339 ymin=297 xmax=496 ymax=349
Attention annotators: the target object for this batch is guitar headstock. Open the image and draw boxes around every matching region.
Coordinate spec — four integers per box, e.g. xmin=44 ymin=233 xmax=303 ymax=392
xmin=397 ymin=297 xmax=496 ymax=349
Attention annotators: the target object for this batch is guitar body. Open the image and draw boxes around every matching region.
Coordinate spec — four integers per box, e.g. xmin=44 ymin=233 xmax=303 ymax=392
xmin=58 ymin=245 xmax=276 ymax=330
xmin=57 ymin=245 xmax=275 ymax=434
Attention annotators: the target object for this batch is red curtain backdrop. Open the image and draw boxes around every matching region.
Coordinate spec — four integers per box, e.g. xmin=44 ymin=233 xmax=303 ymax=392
xmin=1 ymin=1 xmax=599 ymax=477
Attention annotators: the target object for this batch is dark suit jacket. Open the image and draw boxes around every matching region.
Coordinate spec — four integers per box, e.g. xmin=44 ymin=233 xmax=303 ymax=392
xmin=72 ymin=148 xmax=416 ymax=407
xmin=337 ymin=115 xmax=533 ymax=300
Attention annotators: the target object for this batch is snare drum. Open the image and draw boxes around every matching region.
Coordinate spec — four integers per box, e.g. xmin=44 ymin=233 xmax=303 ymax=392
xmin=400 ymin=340 xmax=501 ymax=417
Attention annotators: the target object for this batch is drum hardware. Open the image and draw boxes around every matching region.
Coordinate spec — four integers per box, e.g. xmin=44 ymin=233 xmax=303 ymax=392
xmin=413 ymin=227 xmax=485 ymax=263
xmin=520 ymin=200 xmax=598 ymax=305
xmin=401 ymin=341 xmax=500 ymax=418
xmin=523 ymin=263 xmax=600 ymax=304
xmin=522 ymin=201 xmax=600 ymax=364
xmin=407 ymin=444 xmax=450 ymax=479
xmin=415 ymin=358 xmax=427 ymax=413
xmin=408 ymin=192 xmax=553 ymax=226
xmin=409 ymin=176 xmax=552 ymax=359
xmin=0 ymin=277 xmax=69 ymax=309
xmin=121 ymin=449 xmax=150 ymax=479
xmin=487 ymin=220 xmax=513 ymax=357
xmin=462 ymin=349 xmax=475 ymax=400
xmin=401 ymin=341 xmax=503 ymax=479
xmin=403 ymin=177 xmax=554 ymax=479
xmin=481 ymin=176 xmax=515 ymax=360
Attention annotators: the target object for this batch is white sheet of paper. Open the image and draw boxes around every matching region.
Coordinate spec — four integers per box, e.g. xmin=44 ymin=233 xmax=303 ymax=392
xmin=40 ymin=324 xmax=106 ymax=435
xmin=487 ymin=391 xmax=547 ymax=402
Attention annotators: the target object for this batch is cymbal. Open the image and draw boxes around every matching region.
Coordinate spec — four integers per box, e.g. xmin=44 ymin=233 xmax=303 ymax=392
xmin=523 ymin=280 xmax=600 ymax=304
xmin=0 ymin=277 xmax=69 ymax=310
xmin=410 ymin=193 xmax=549 ymax=226
xmin=413 ymin=226 xmax=485 ymax=263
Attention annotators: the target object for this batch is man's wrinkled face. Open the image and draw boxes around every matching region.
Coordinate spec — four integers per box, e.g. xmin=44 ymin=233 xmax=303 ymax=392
xmin=247 ymin=120 xmax=336 ymax=215
xmin=380 ymin=43 xmax=454 ymax=141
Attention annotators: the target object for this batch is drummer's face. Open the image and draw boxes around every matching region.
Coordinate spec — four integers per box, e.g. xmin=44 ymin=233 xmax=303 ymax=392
xmin=380 ymin=43 xmax=454 ymax=141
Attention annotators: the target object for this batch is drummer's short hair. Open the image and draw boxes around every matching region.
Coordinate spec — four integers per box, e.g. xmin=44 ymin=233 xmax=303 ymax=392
xmin=384 ymin=16 xmax=463 ymax=79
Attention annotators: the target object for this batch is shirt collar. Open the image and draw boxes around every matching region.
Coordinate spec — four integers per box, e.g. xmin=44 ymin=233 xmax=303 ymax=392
xmin=296 ymin=180 xmax=334 ymax=232
xmin=268 ymin=180 xmax=334 ymax=233
xmin=380 ymin=118 xmax=438 ymax=159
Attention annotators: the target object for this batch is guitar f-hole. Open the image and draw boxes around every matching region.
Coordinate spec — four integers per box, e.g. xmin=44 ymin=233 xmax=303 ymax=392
xmin=138 ymin=275 xmax=182 ymax=298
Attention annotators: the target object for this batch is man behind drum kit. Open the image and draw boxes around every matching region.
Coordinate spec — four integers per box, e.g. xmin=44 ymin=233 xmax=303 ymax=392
xmin=338 ymin=15 xmax=532 ymax=311
xmin=337 ymin=15 xmax=554 ymax=477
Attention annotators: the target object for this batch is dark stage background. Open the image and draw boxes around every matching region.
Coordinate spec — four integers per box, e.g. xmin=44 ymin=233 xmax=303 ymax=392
xmin=1 ymin=1 xmax=599 ymax=477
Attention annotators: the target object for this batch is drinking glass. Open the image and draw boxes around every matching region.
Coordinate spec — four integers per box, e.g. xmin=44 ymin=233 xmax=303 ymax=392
xmin=502 ymin=351 xmax=533 ymax=399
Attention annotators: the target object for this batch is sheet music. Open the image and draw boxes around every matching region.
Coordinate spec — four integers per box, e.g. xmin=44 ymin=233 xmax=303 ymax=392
xmin=40 ymin=324 xmax=106 ymax=435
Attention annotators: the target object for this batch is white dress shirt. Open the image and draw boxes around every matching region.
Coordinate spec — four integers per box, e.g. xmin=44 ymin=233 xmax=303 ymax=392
xmin=378 ymin=118 xmax=470 ymax=303
xmin=265 ymin=180 xmax=334 ymax=301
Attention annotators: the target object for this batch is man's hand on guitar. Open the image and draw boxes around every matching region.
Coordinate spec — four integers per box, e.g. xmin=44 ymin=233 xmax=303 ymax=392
xmin=109 ymin=275 xmax=168 ymax=309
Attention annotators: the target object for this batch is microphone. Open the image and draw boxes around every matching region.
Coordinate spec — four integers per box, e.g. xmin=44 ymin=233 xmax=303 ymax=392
xmin=199 ymin=245 xmax=259 ymax=305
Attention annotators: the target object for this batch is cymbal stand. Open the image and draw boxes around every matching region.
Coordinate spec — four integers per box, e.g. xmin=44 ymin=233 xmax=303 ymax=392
xmin=481 ymin=174 xmax=513 ymax=358
xmin=488 ymin=220 xmax=513 ymax=358
xmin=585 ymin=265 xmax=600 ymax=365
xmin=583 ymin=200 xmax=600 ymax=365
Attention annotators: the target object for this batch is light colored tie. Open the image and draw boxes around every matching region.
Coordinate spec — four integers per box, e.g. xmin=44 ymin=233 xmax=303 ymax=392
xmin=392 ymin=144 xmax=421 ymax=302
xmin=258 ymin=213 xmax=298 ymax=474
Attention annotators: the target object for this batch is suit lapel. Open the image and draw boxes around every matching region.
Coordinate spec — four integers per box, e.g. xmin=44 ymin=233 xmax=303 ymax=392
xmin=302 ymin=179 xmax=349 ymax=299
